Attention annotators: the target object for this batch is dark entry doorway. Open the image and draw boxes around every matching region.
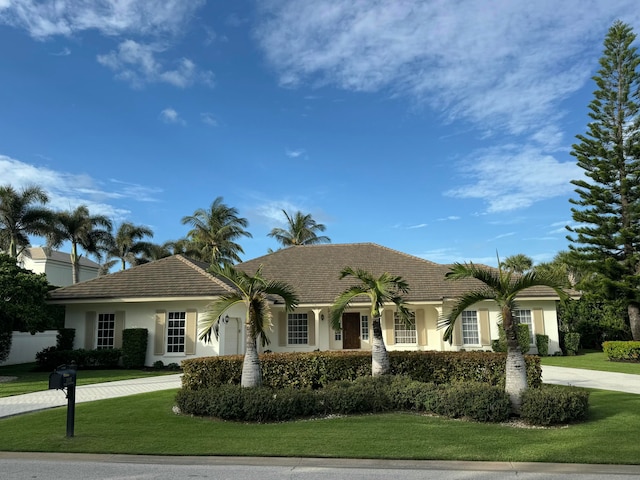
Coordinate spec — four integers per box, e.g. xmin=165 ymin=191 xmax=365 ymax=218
xmin=342 ymin=312 xmax=361 ymax=349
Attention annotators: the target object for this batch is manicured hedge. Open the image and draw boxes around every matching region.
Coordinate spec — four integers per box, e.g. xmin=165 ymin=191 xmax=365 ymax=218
xmin=181 ymin=351 xmax=542 ymax=391
xmin=564 ymin=332 xmax=581 ymax=356
xmin=535 ymin=334 xmax=549 ymax=356
xmin=175 ymin=375 xmax=512 ymax=423
xmin=520 ymin=385 xmax=590 ymax=425
xmin=35 ymin=346 xmax=121 ymax=370
xmin=122 ymin=328 xmax=148 ymax=369
xmin=602 ymin=341 xmax=640 ymax=362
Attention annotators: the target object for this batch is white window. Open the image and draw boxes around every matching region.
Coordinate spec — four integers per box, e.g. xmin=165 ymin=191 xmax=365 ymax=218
xmin=361 ymin=315 xmax=369 ymax=341
xmin=97 ymin=313 xmax=115 ymax=349
xmin=394 ymin=311 xmax=416 ymax=344
xmin=461 ymin=310 xmax=479 ymax=345
xmin=167 ymin=311 xmax=186 ymax=353
xmin=335 ymin=320 xmax=342 ymax=341
xmin=514 ymin=309 xmax=534 ymax=344
xmin=288 ymin=313 xmax=308 ymax=345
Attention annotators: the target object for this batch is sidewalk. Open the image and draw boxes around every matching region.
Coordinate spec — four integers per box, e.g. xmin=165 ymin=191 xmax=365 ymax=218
xmin=0 ymin=374 xmax=182 ymax=418
xmin=1 ymin=366 xmax=640 ymax=419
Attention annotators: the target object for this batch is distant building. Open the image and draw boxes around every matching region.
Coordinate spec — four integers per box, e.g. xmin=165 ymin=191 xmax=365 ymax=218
xmin=18 ymin=247 xmax=100 ymax=287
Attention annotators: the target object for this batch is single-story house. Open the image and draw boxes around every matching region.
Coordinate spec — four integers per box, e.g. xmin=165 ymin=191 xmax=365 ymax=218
xmin=48 ymin=243 xmax=569 ymax=366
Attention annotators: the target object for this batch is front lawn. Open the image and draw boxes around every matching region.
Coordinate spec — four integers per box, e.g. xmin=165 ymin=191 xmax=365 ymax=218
xmin=540 ymin=350 xmax=640 ymax=375
xmin=0 ymin=388 xmax=638 ymax=464
xmin=0 ymin=363 xmax=177 ymax=398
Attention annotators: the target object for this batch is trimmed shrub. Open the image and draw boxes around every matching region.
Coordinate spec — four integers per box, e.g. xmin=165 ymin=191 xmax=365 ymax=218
xmin=493 ymin=324 xmax=531 ymax=354
xmin=181 ymin=351 xmax=542 ymax=392
xmin=121 ymin=328 xmax=148 ymax=369
xmin=564 ymin=333 xmax=581 ymax=356
xmin=535 ymin=334 xmax=549 ymax=356
xmin=430 ymin=382 xmax=511 ymax=423
xmin=602 ymin=341 xmax=640 ymax=362
xmin=521 ymin=385 xmax=590 ymax=425
xmin=56 ymin=328 xmax=75 ymax=350
xmin=35 ymin=347 xmax=121 ymax=370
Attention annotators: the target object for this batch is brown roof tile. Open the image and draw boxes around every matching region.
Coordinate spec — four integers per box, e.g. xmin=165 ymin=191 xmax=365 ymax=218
xmin=48 ymin=255 xmax=236 ymax=301
xmin=237 ymin=243 xmax=564 ymax=304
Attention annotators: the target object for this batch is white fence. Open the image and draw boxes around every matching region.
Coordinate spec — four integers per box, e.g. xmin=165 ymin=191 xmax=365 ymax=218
xmin=0 ymin=330 xmax=57 ymax=366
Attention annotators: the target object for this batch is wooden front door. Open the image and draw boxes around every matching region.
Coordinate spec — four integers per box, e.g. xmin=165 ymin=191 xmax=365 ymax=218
xmin=342 ymin=312 xmax=361 ymax=349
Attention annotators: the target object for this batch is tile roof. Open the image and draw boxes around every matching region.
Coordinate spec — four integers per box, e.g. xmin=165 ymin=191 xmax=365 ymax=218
xmin=237 ymin=243 xmax=562 ymax=304
xmin=24 ymin=247 xmax=100 ymax=268
xmin=48 ymin=255 xmax=236 ymax=301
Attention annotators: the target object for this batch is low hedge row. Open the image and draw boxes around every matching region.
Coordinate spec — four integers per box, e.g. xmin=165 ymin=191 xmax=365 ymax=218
xmin=176 ymin=375 xmax=588 ymax=425
xmin=35 ymin=346 xmax=122 ymax=370
xmin=181 ymin=351 xmax=542 ymax=391
xmin=602 ymin=341 xmax=640 ymax=362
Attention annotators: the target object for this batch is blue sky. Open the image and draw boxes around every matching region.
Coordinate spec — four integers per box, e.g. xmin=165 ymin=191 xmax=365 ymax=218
xmin=1 ymin=1 xmax=639 ymax=267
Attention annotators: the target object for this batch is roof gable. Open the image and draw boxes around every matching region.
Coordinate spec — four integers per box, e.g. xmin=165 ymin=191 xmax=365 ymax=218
xmin=48 ymin=255 xmax=235 ymax=301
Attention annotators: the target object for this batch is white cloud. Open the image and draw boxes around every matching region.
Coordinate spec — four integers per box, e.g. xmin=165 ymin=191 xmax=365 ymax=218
xmin=0 ymin=154 xmax=161 ymax=219
xmin=445 ymin=144 xmax=580 ymax=213
xmin=160 ymin=107 xmax=185 ymax=125
xmin=200 ymin=112 xmax=218 ymax=127
xmin=285 ymin=148 xmax=305 ymax=159
xmin=97 ymin=40 xmax=214 ymax=89
xmin=0 ymin=0 xmax=205 ymax=39
xmin=51 ymin=47 xmax=71 ymax=56
xmin=407 ymin=223 xmax=428 ymax=229
xmin=437 ymin=216 xmax=460 ymax=222
xmin=255 ymin=1 xmax=638 ymax=136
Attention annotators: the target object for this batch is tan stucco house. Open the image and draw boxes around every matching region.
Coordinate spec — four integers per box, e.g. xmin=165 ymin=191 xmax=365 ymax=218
xmin=48 ymin=243 xmax=567 ymax=366
xmin=19 ymin=247 xmax=100 ymax=287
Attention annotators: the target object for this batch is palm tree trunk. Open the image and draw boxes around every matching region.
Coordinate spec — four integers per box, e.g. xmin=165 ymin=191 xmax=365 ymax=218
xmin=504 ymin=314 xmax=527 ymax=415
xmin=70 ymin=242 xmax=79 ymax=284
xmin=241 ymin=321 xmax=262 ymax=388
xmin=371 ymin=315 xmax=390 ymax=376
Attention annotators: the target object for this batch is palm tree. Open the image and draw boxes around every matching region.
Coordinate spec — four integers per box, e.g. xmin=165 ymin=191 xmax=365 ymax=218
xmin=181 ymin=197 xmax=251 ymax=266
xmin=103 ymin=222 xmax=154 ymax=271
xmin=46 ymin=205 xmax=113 ymax=284
xmin=268 ymin=210 xmax=330 ymax=248
xmin=199 ymin=264 xmax=298 ymax=387
xmin=0 ymin=184 xmax=53 ymax=257
xmin=439 ymin=260 xmax=567 ymax=414
xmin=500 ymin=254 xmax=533 ymax=274
xmin=330 ymin=267 xmax=411 ymax=376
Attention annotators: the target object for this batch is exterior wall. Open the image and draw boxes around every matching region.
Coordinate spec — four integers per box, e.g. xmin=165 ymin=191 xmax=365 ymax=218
xmin=64 ymin=301 xmax=246 ymax=366
xmin=0 ymin=330 xmax=57 ymax=366
xmin=21 ymin=256 xmax=99 ymax=287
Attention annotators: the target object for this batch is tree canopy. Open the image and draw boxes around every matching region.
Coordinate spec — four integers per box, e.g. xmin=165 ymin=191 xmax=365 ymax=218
xmin=268 ymin=210 xmax=330 ymax=248
xmin=567 ymin=21 xmax=640 ymax=340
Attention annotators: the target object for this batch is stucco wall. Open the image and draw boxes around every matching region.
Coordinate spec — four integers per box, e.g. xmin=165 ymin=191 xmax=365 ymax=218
xmin=0 ymin=330 xmax=57 ymax=366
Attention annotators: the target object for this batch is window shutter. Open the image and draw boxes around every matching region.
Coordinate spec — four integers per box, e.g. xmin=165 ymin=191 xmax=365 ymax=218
xmin=85 ymin=311 xmax=96 ymax=349
xmin=185 ymin=310 xmax=197 ymax=355
xmin=114 ymin=311 xmax=125 ymax=348
xmin=479 ymin=309 xmax=490 ymax=345
xmin=384 ymin=310 xmax=395 ymax=345
xmin=154 ymin=310 xmax=166 ymax=355
xmin=307 ymin=311 xmax=315 ymax=346
xmin=533 ymin=308 xmax=544 ymax=335
xmin=278 ymin=311 xmax=287 ymax=346
xmin=416 ymin=309 xmax=427 ymax=346
xmin=453 ymin=317 xmax=463 ymax=346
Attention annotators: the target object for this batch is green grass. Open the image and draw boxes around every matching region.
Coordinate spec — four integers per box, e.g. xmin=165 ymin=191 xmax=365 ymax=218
xmin=541 ymin=350 xmax=640 ymax=375
xmin=0 ymin=363 xmax=176 ymax=398
xmin=0 ymin=388 xmax=638 ymax=464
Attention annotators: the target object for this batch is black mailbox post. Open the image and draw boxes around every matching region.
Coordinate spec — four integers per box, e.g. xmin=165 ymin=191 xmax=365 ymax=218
xmin=48 ymin=364 xmax=77 ymax=438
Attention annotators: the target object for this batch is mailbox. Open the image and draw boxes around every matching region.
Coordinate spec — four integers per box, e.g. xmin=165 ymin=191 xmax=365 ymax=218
xmin=49 ymin=365 xmax=77 ymax=390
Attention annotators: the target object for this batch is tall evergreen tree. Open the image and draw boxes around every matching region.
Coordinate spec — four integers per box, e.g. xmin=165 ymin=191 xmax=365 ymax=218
xmin=567 ymin=21 xmax=640 ymax=340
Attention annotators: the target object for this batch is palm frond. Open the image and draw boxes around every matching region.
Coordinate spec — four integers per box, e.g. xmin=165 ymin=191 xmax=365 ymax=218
xmin=438 ymin=290 xmax=495 ymax=343
xmin=200 ymin=294 xmax=243 ymax=342
xmin=330 ymin=286 xmax=369 ymax=329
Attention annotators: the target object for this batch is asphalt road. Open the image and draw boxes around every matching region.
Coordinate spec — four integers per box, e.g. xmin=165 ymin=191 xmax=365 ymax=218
xmin=1 ymin=454 xmax=640 ymax=480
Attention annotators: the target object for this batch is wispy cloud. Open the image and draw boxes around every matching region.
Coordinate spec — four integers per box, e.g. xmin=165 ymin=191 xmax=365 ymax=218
xmin=408 ymin=223 xmax=428 ymax=229
xmin=444 ymin=144 xmax=580 ymax=213
xmin=160 ymin=107 xmax=186 ymax=126
xmin=200 ymin=112 xmax=218 ymax=127
xmin=98 ymin=40 xmax=214 ymax=89
xmin=0 ymin=1 xmax=205 ymax=39
xmin=437 ymin=216 xmax=460 ymax=222
xmin=285 ymin=148 xmax=306 ymax=159
xmin=0 ymin=154 xmax=161 ymax=219
xmin=50 ymin=47 xmax=71 ymax=56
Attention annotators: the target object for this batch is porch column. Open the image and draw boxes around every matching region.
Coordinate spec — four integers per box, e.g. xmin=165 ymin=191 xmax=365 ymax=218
xmin=311 ymin=309 xmax=325 ymax=350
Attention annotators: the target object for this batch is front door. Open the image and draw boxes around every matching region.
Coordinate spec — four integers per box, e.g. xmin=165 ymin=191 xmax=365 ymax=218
xmin=342 ymin=312 xmax=361 ymax=349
